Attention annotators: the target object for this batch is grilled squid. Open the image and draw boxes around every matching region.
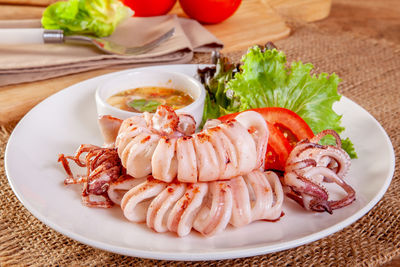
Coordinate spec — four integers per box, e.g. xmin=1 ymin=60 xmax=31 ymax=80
xmin=115 ymin=105 xmax=268 ymax=183
xmin=117 ymin=170 xmax=283 ymax=237
xmin=58 ymin=144 xmax=123 ymax=208
xmin=283 ymin=129 xmax=355 ymax=213
xmin=58 ymin=104 xmax=357 ymax=239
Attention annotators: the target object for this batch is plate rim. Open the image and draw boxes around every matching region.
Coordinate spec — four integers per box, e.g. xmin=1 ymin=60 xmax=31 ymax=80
xmin=4 ymin=64 xmax=396 ymax=261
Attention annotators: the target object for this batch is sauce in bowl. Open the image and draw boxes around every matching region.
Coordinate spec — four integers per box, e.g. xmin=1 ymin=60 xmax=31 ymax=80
xmin=107 ymin=86 xmax=195 ymax=113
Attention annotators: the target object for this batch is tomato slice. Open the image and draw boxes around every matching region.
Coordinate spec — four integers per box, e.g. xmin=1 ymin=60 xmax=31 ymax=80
xmin=218 ymin=107 xmax=314 ymax=171
xmin=253 ymin=107 xmax=314 ymax=143
xmin=264 ymin=122 xmax=292 ymax=171
xmin=218 ymin=107 xmax=314 ymax=144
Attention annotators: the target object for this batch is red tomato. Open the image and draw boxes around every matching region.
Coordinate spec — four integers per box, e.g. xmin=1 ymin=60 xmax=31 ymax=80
xmin=264 ymin=122 xmax=293 ymax=171
xmin=122 ymin=0 xmax=177 ymax=17
xmin=218 ymin=107 xmax=314 ymax=171
xmin=219 ymin=107 xmax=314 ymax=145
xmin=179 ymin=0 xmax=242 ymax=24
xmin=255 ymin=107 xmax=314 ymax=144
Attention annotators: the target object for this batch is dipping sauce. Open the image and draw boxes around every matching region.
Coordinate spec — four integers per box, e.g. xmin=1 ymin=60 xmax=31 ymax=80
xmin=107 ymin=87 xmax=195 ymax=113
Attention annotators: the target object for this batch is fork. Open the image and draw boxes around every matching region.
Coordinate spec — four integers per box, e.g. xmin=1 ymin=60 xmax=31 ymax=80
xmin=0 ymin=28 xmax=175 ymax=55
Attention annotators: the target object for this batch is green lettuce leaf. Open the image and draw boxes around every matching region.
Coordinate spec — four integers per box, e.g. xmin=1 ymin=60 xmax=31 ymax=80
xmin=198 ymin=58 xmax=238 ymax=125
xmin=41 ymin=0 xmax=133 ymax=37
xmin=201 ymin=46 xmax=357 ymax=158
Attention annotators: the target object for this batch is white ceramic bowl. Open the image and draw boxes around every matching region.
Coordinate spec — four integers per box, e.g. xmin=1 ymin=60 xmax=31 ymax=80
xmin=95 ymin=70 xmax=206 ymax=128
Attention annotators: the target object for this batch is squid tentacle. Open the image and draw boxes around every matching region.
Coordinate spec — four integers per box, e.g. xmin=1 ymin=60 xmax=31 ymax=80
xmin=284 ymin=130 xmax=355 ymax=213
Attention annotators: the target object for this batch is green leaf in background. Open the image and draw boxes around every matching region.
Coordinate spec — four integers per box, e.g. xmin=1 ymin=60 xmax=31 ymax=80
xmin=200 ymin=46 xmax=357 ymax=158
xmin=41 ymin=0 xmax=133 ymax=37
xmin=198 ymin=58 xmax=238 ymax=126
xmin=128 ymin=99 xmax=162 ymax=113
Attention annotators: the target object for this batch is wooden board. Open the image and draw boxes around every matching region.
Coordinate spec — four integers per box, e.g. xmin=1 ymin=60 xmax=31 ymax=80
xmin=171 ymin=0 xmax=291 ymax=52
xmin=0 ymin=0 xmax=57 ymax=6
xmin=0 ymin=0 xmax=331 ymax=124
xmin=0 ymin=4 xmax=44 ymax=19
xmin=266 ymin=0 xmax=332 ymax=22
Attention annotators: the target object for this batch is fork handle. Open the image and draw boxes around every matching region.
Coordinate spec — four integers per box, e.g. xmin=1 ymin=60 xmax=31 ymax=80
xmin=0 ymin=29 xmax=64 ymax=44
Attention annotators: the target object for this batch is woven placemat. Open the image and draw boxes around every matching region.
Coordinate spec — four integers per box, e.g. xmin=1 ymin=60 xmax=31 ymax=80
xmin=1 ymin=25 xmax=399 ymax=266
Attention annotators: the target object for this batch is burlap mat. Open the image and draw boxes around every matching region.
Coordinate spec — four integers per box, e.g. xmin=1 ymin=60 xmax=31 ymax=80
xmin=1 ymin=25 xmax=399 ymax=266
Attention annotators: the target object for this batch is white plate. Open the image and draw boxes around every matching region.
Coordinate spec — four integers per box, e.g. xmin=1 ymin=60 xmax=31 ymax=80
xmin=5 ymin=65 xmax=395 ymax=261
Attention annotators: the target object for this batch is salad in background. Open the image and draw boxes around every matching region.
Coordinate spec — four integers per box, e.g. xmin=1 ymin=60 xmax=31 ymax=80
xmin=41 ymin=0 xmax=133 ymax=37
xmin=198 ymin=45 xmax=357 ymax=170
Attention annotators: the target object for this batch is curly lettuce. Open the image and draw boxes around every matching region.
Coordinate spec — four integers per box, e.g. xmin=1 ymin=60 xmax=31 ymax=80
xmin=198 ymin=58 xmax=239 ymax=124
xmin=200 ymin=46 xmax=357 ymax=158
xmin=41 ymin=0 xmax=133 ymax=37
